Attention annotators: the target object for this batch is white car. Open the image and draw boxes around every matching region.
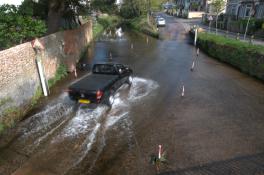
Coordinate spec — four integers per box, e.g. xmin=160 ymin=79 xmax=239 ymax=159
xmin=156 ymin=17 xmax=166 ymax=27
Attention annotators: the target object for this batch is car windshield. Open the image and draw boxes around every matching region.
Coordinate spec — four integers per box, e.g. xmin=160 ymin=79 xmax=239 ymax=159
xmin=158 ymin=18 xmax=164 ymax=21
xmin=93 ymin=64 xmax=116 ymax=74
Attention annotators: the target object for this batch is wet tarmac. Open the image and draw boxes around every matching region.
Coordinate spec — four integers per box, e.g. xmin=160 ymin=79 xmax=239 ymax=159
xmin=1 ymin=14 xmax=264 ymax=175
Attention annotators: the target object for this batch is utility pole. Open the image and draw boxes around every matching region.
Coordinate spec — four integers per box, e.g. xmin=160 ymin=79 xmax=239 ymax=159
xmin=244 ymin=9 xmax=254 ymax=40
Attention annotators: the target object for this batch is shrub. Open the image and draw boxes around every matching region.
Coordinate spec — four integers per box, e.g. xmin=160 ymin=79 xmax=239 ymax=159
xmin=127 ymin=16 xmax=159 ymax=38
xmin=0 ymin=4 xmax=47 ymax=50
xmin=198 ymin=32 xmax=264 ymax=80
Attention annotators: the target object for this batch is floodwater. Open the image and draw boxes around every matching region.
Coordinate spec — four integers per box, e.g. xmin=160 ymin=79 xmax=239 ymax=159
xmin=1 ymin=14 xmax=264 ymax=175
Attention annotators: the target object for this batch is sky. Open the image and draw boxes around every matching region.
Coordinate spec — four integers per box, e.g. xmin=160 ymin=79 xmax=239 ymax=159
xmin=0 ymin=0 xmax=23 ymax=6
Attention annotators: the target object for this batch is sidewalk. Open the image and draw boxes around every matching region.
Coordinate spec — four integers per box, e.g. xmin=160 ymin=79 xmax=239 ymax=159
xmin=176 ymin=17 xmax=264 ymax=46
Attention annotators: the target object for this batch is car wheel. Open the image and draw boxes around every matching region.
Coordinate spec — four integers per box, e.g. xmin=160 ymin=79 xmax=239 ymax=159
xmin=107 ymin=95 xmax=115 ymax=107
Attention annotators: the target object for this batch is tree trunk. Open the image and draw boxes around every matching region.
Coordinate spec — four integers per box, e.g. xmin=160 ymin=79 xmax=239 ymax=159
xmin=216 ymin=14 xmax=218 ymax=34
xmin=47 ymin=0 xmax=65 ymax=34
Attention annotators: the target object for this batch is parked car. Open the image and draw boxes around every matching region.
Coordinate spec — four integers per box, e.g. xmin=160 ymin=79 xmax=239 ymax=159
xmin=67 ymin=63 xmax=133 ymax=107
xmin=156 ymin=17 xmax=166 ymax=27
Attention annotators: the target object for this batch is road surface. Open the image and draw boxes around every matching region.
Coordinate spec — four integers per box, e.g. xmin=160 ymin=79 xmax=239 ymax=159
xmin=1 ymin=14 xmax=264 ymax=175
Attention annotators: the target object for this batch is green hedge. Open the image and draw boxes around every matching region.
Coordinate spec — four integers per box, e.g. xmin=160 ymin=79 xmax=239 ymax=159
xmin=197 ymin=32 xmax=264 ymax=80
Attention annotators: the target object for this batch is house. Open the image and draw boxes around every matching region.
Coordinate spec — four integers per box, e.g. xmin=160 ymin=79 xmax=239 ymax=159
xmin=174 ymin=0 xmax=208 ymax=18
xmin=226 ymin=0 xmax=264 ymax=19
xmin=175 ymin=0 xmax=207 ymax=11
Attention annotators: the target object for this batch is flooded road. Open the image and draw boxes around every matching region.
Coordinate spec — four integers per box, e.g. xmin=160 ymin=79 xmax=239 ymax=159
xmin=1 ymin=14 xmax=264 ymax=175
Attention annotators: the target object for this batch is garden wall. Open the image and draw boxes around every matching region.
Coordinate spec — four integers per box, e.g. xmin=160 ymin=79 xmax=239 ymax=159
xmin=0 ymin=21 xmax=92 ymax=116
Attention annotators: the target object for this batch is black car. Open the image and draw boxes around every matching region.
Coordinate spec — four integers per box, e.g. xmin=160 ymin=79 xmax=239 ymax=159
xmin=67 ymin=63 xmax=133 ymax=107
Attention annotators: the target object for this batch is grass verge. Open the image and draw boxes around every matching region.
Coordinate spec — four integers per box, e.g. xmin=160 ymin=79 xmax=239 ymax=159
xmin=197 ymin=32 xmax=264 ymax=80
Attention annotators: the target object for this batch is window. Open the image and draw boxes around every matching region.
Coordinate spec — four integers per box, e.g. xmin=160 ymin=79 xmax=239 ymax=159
xmin=231 ymin=5 xmax=236 ymax=15
xmin=226 ymin=5 xmax=232 ymax=14
xmin=255 ymin=4 xmax=264 ymax=19
xmin=245 ymin=4 xmax=252 ymax=17
xmin=238 ymin=5 xmax=244 ymax=18
xmin=93 ymin=64 xmax=115 ymax=74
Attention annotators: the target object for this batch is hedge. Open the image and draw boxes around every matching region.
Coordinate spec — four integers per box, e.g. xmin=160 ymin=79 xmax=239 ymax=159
xmin=197 ymin=32 xmax=264 ymax=80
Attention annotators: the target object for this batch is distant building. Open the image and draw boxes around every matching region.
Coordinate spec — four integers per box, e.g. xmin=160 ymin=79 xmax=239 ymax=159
xmin=174 ymin=0 xmax=207 ymax=18
xmin=226 ymin=0 xmax=264 ymax=19
xmin=205 ymin=0 xmax=227 ymax=14
xmin=175 ymin=0 xmax=207 ymax=12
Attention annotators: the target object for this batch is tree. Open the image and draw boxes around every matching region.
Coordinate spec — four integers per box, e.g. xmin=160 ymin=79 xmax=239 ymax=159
xmin=16 ymin=0 xmax=118 ymax=34
xmin=18 ymin=0 xmax=34 ymax=16
xmin=0 ymin=4 xmax=46 ymax=50
xmin=120 ymin=0 xmax=148 ymax=19
xmin=29 ymin=0 xmax=91 ymax=34
xmin=244 ymin=8 xmax=254 ymax=40
xmin=90 ymin=0 xmax=117 ymax=14
xmin=211 ymin=0 xmax=226 ymax=34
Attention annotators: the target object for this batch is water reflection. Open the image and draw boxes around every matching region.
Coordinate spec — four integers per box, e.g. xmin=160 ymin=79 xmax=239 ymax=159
xmin=99 ymin=27 xmax=126 ymax=42
xmin=116 ymin=27 xmax=124 ymax=38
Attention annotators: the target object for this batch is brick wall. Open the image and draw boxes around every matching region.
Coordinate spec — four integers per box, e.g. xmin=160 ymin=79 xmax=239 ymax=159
xmin=0 ymin=21 xmax=92 ymax=114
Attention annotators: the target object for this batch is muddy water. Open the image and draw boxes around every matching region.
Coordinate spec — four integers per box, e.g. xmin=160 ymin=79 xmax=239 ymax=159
xmin=2 ymin=16 xmax=264 ymax=175
xmin=0 ymin=69 xmax=159 ymax=175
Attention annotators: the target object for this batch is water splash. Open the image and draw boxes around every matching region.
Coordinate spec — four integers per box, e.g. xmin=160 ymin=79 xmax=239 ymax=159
xmin=12 ymin=93 xmax=74 ymax=154
xmin=74 ymin=123 xmax=101 ymax=166
xmin=54 ymin=106 xmax=107 ymax=140
xmin=128 ymin=77 xmax=159 ymax=102
xmin=21 ymin=103 xmax=73 ymax=137
xmin=10 ymin=77 xmax=160 ymax=174
xmin=103 ymin=77 xmax=159 ymax=129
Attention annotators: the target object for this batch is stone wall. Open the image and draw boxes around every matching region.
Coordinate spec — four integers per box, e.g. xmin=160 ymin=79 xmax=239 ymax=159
xmin=0 ymin=21 xmax=92 ymax=114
